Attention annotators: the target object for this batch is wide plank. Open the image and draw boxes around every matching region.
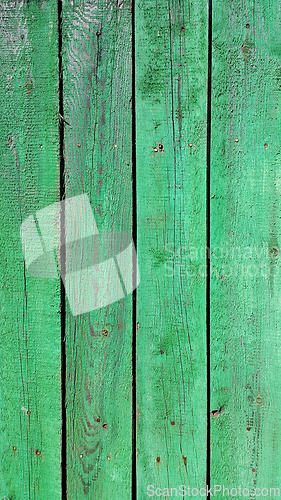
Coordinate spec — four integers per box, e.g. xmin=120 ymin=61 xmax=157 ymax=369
xmin=210 ymin=0 xmax=281 ymax=493
xmin=62 ymin=1 xmax=133 ymax=497
xmin=136 ymin=0 xmax=208 ymax=495
xmin=0 ymin=1 xmax=61 ymax=499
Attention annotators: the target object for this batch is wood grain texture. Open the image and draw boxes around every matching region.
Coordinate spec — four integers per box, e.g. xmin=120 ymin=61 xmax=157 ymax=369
xmin=136 ymin=0 xmax=208 ymax=495
xmin=210 ymin=0 xmax=281 ymax=492
xmin=0 ymin=1 xmax=61 ymax=499
xmin=62 ymin=1 xmax=132 ymax=497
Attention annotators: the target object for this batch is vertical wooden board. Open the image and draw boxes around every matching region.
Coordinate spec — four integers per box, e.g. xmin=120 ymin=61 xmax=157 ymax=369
xmin=62 ymin=1 xmax=132 ymax=498
xmin=136 ymin=0 xmax=208 ymax=495
xmin=0 ymin=1 xmax=61 ymax=500
xmin=210 ymin=0 xmax=281 ymax=493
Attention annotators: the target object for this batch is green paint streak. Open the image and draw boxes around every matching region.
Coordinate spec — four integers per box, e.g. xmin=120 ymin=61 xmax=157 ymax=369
xmin=62 ymin=0 xmax=132 ymax=497
xmin=136 ymin=0 xmax=208 ymax=494
xmin=0 ymin=1 xmax=61 ymax=499
xmin=211 ymin=0 xmax=281 ymax=491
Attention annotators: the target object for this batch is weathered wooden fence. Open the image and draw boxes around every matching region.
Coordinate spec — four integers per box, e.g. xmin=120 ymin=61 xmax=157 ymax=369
xmin=0 ymin=0 xmax=281 ymax=498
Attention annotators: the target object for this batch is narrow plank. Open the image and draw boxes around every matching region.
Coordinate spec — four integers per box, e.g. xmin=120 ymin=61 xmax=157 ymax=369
xmin=210 ymin=0 xmax=281 ymax=493
xmin=136 ymin=0 xmax=208 ymax=495
xmin=0 ymin=1 xmax=61 ymax=499
xmin=62 ymin=1 xmax=133 ymax=497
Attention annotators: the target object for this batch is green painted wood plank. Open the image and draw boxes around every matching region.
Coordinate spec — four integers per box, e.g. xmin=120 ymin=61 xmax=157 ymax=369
xmin=62 ymin=1 xmax=133 ymax=497
xmin=0 ymin=1 xmax=61 ymax=499
xmin=210 ymin=0 xmax=281 ymax=493
xmin=136 ymin=0 xmax=208 ymax=495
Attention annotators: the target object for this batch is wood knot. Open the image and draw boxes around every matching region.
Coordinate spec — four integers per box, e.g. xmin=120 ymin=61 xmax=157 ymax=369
xmin=241 ymin=43 xmax=252 ymax=60
xmin=270 ymin=247 xmax=279 ymax=256
xmin=255 ymin=395 xmax=264 ymax=405
xmin=210 ymin=406 xmax=224 ymax=417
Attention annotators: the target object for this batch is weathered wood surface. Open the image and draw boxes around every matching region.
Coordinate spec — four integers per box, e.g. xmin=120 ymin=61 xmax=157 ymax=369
xmin=62 ymin=0 xmax=133 ymax=497
xmin=136 ymin=0 xmax=208 ymax=494
xmin=1 ymin=0 xmax=281 ymax=497
xmin=0 ymin=1 xmax=61 ymax=499
xmin=210 ymin=0 xmax=281 ymax=494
